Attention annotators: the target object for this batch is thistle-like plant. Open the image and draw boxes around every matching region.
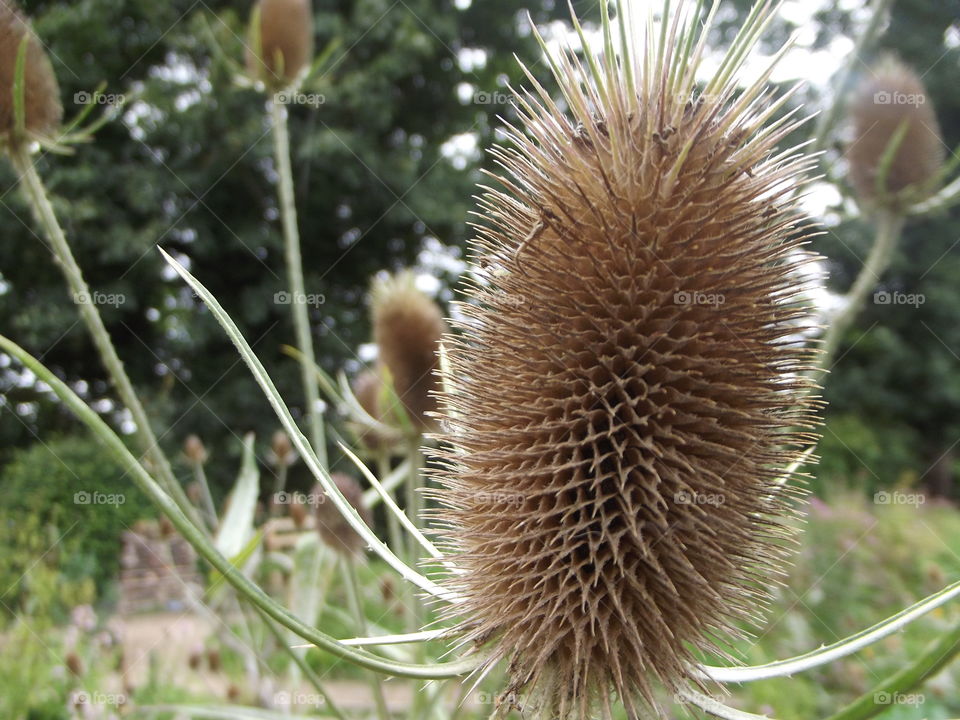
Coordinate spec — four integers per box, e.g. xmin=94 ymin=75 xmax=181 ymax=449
xmin=431 ymin=1 xmax=820 ymax=715
xmin=6 ymin=2 xmax=960 ymax=720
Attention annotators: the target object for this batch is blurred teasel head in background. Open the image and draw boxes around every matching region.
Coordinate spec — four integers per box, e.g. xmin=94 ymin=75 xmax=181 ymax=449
xmin=0 ymin=1 xmax=62 ymax=146
xmin=847 ymin=56 xmax=944 ymax=211
xmin=431 ymin=1 xmax=823 ymax=716
xmin=313 ymin=473 xmax=370 ymax=557
xmin=371 ymin=270 xmax=447 ymax=434
xmin=246 ymin=0 xmax=314 ymax=89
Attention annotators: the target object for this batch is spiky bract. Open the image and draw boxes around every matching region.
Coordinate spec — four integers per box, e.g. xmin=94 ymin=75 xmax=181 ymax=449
xmin=431 ymin=2 xmax=821 ymax=717
xmin=371 ymin=271 xmax=446 ymax=432
xmin=848 ymin=57 xmax=944 ymax=209
xmin=0 ymin=2 xmax=62 ymax=144
xmin=247 ymin=0 xmax=314 ymax=89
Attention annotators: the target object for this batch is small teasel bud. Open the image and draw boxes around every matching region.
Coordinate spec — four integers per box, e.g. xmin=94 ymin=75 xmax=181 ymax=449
xmin=65 ymin=652 xmax=83 ymax=677
xmin=288 ymin=495 xmax=308 ymax=528
xmin=313 ymin=473 xmax=371 ymax=556
xmin=183 ymin=434 xmax=208 ymax=465
xmin=247 ymin=0 xmax=314 ymax=89
xmin=186 ymin=481 xmax=203 ymax=504
xmin=268 ymin=429 xmax=298 ymax=467
xmin=371 ymin=271 xmax=446 ymax=432
xmin=350 ymin=368 xmax=395 ymax=450
xmin=0 ymin=2 xmax=62 ymax=144
xmin=207 ymin=647 xmax=221 ymax=672
xmin=848 ymin=57 xmax=944 ymax=209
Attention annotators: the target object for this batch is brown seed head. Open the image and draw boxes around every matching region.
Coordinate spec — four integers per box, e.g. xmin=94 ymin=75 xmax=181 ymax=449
xmin=247 ymin=0 xmax=314 ymax=89
xmin=371 ymin=271 xmax=446 ymax=432
xmin=430 ymin=3 xmax=821 ymax=717
xmin=0 ymin=2 xmax=61 ymax=144
xmin=848 ymin=57 xmax=944 ymax=209
xmin=314 ymin=473 xmax=370 ymax=556
xmin=269 ymin=429 xmax=297 ymax=467
xmin=183 ymin=434 xmax=208 ymax=465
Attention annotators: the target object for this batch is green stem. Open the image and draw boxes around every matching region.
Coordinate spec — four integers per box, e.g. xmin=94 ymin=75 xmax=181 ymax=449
xmin=406 ymin=439 xmax=426 ymax=635
xmin=9 ymin=147 xmax=202 ymax=531
xmin=341 ymin=555 xmax=392 ymax=720
xmin=270 ymin=98 xmax=327 ymax=468
xmin=816 ymin=210 xmax=904 ymax=373
xmin=0 ymin=333 xmax=481 ymax=681
xmin=379 ymin=451 xmax=407 ymax=560
xmin=256 ymin=603 xmax=349 ymax=720
xmin=825 ymin=618 xmax=960 ymax=720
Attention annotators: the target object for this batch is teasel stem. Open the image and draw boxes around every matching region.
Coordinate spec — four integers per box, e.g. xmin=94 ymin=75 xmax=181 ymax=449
xmin=189 ymin=455 xmax=218 ymax=531
xmin=270 ymin=96 xmax=327 ymax=468
xmin=406 ymin=438 xmax=427 ymax=636
xmin=255 ymin=603 xmax=349 ymax=720
xmin=1 ymin=330 xmax=480 ymax=679
xmin=824 ymin=617 xmax=960 ymax=720
xmin=379 ymin=450 xmax=408 ymax=562
xmin=9 ymin=146 xmax=203 ymax=532
xmin=341 ymin=554 xmax=391 ymax=720
xmin=815 ymin=209 xmax=903 ymax=372
xmin=812 ymin=0 xmax=893 ymax=154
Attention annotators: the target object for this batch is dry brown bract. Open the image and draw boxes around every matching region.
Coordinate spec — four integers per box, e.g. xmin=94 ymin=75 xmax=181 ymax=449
xmin=430 ymin=3 xmax=821 ymax=718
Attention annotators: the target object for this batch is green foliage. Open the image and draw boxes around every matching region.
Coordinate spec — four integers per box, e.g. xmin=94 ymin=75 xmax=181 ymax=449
xmin=815 ymin=413 xmax=922 ymax=497
xmin=0 ymin=435 xmax=152 ymax=620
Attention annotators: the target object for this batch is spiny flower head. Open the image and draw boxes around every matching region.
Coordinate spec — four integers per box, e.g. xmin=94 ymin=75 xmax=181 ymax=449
xmin=848 ymin=57 xmax=944 ymax=211
xmin=371 ymin=270 xmax=447 ymax=433
xmin=431 ymin=2 xmax=821 ymax=717
xmin=247 ymin=0 xmax=314 ymax=89
xmin=0 ymin=1 xmax=62 ymax=145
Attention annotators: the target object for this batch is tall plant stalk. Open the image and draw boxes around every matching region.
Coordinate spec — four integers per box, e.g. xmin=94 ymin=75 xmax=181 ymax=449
xmin=10 ymin=146 xmax=202 ymax=531
xmin=341 ymin=556 xmax=391 ymax=720
xmin=269 ymin=97 xmax=327 ymax=468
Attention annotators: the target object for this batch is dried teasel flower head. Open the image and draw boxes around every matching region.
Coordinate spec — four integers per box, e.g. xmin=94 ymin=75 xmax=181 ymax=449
xmin=246 ymin=0 xmax=314 ymax=89
xmin=430 ymin=2 xmax=822 ymax=717
xmin=371 ymin=271 xmax=447 ymax=433
xmin=848 ymin=57 xmax=944 ymax=210
xmin=0 ymin=1 xmax=62 ymax=146
xmin=349 ymin=368 xmax=397 ymax=451
xmin=183 ymin=434 xmax=208 ymax=465
xmin=313 ymin=473 xmax=370 ymax=557
xmin=268 ymin=429 xmax=298 ymax=468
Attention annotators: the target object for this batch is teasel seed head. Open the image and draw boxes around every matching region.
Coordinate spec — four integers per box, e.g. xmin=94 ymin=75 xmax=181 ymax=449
xmin=247 ymin=0 xmax=314 ymax=89
xmin=848 ymin=57 xmax=944 ymax=210
xmin=0 ymin=1 xmax=62 ymax=146
xmin=268 ymin=429 xmax=298 ymax=468
xmin=350 ymin=368 xmax=396 ymax=450
xmin=430 ymin=2 xmax=821 ymax=717
xmin=371 ymin=271 xmax=447 ymax=433
xmin=313 ymin=473 xmax=370 ymax=557
xmin=183 ymin=434 xmax=208 ymax=465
